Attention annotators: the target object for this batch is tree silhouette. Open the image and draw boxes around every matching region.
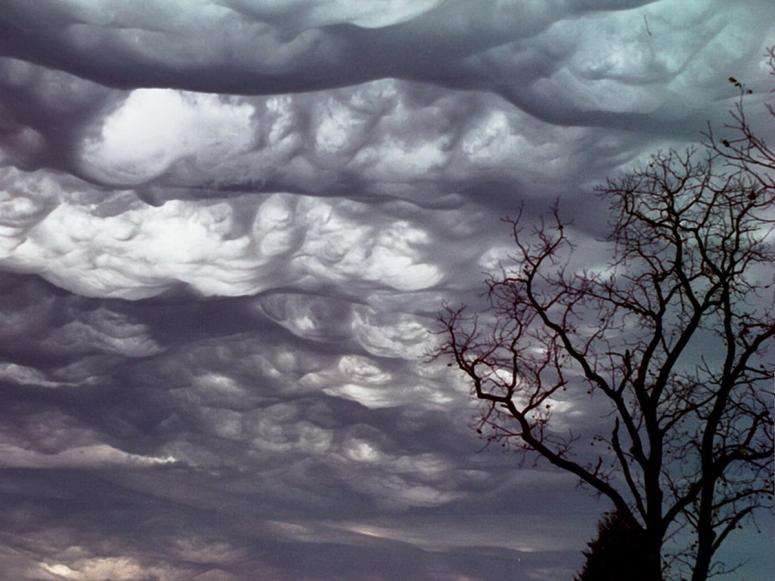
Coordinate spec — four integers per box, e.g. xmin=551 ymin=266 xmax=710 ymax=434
xmin=438 ymin=58 xmax=774 ymax=580
xmin=575 ymin=510 xmax=650 ymax=581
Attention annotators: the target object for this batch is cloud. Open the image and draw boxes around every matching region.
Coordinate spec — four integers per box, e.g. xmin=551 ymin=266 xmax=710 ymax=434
xmin=81 ymin=89 xmax=257 ymax=186
xmin=2 ymin=193 xmax=445 ymax=299
xmin=0 ymin=170 xmax=59 ymax=255
xmin=225 ymin=0 xmax=447 ymax=29
xmin=0 ymin=0 xmax=578 ymax=94
xmin=1 ymin=1 xmax=773 ymax=579
xmin=2 ymin=1 xmax=769 ymax=205
xmin=0 ymin=362 xmax=68 ymax=388
xmin=43 ymin=307 xmax=162 ymax=358
xmin=39 ymin=556 xmax=191 ymax=581
xmin=0 ymin=443 xmax=176 ymax=469
xmin=351 ymin=306 xmax=431 ymax=359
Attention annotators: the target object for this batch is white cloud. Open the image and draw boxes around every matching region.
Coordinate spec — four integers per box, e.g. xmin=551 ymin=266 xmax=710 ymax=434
xmin=81 ymin=89 xmax=256 ymax=185
xmin=2 ymin=194 xmax=442 ymax=299
xmin=0 ymin=443 xmax=176 ymax=469
xmin=258 ymin=293 xmax=354 ymax=342
xmin=343 ymin=438 xmax=384 ymax=463
xmin=352 ymin=306 xmax=431 ymax=358
xmin=249 ymin=403 xmax=334 ymax=455
xmin=0 ymin=169 xmax=59 ymax=257
xmin=0 ymin=362 xmax=67 ymax=388
xmin=298 ymin=211 xmax=443 ymax=291
xmin=40 ymin=556 xmax=182 ymax=581
xmin=297 ymin=353 xmax=460 ymax=409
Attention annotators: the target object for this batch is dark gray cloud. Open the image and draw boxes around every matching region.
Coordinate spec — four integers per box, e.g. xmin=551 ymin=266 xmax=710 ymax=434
xmin=1 ymin=1 xmax=773 ymax=579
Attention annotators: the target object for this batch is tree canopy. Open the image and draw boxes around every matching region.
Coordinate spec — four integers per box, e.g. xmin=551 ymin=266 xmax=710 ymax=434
xmin=438 ymin=54 xmax=774 ymax=580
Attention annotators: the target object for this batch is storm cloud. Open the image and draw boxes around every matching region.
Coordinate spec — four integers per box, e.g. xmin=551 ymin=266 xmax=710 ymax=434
xmin=0 ymin=1 xmax=773 ymax=579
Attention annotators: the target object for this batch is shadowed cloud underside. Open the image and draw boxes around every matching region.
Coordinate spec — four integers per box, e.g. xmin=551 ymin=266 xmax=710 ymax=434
xmin=0 ymin=1 xmax=773 ymax=579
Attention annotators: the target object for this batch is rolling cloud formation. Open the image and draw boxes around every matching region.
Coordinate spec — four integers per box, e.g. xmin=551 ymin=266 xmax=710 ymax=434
xmin=0 ymin=1 xmax=773 ymax=579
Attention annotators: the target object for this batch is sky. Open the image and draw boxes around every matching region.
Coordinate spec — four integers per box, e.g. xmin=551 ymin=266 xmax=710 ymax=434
xmin=0 ymin=1 xmax=773 ymax=580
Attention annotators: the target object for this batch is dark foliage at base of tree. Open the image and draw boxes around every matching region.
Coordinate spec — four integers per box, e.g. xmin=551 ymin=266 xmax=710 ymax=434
xmin=576 ymin=510 xmax=654 ymax=581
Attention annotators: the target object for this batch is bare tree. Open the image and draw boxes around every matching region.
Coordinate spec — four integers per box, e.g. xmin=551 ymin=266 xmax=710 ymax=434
xmin=705 ymin=46 xmax=775 ymax=191
xmin=438 ymin=67 xmax=774 ymax=580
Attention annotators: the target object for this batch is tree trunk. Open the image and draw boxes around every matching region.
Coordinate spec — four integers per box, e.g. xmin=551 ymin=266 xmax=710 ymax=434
xmin=691 ymin=494 xmax=715 ymax=581
xmin=691 ymin=543 xmax=712 ymax=581
xmin=644 ymin=439 xmax=664 ymax=581
xmin=691 ymin=451 xmax=718 ymax=581
xmin=643 ymin=531 xmax=664 ymax=581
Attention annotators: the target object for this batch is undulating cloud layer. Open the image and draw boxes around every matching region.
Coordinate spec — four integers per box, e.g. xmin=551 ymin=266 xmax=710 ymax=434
xmin=1 ymin=1 xmax=773 ymax=579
